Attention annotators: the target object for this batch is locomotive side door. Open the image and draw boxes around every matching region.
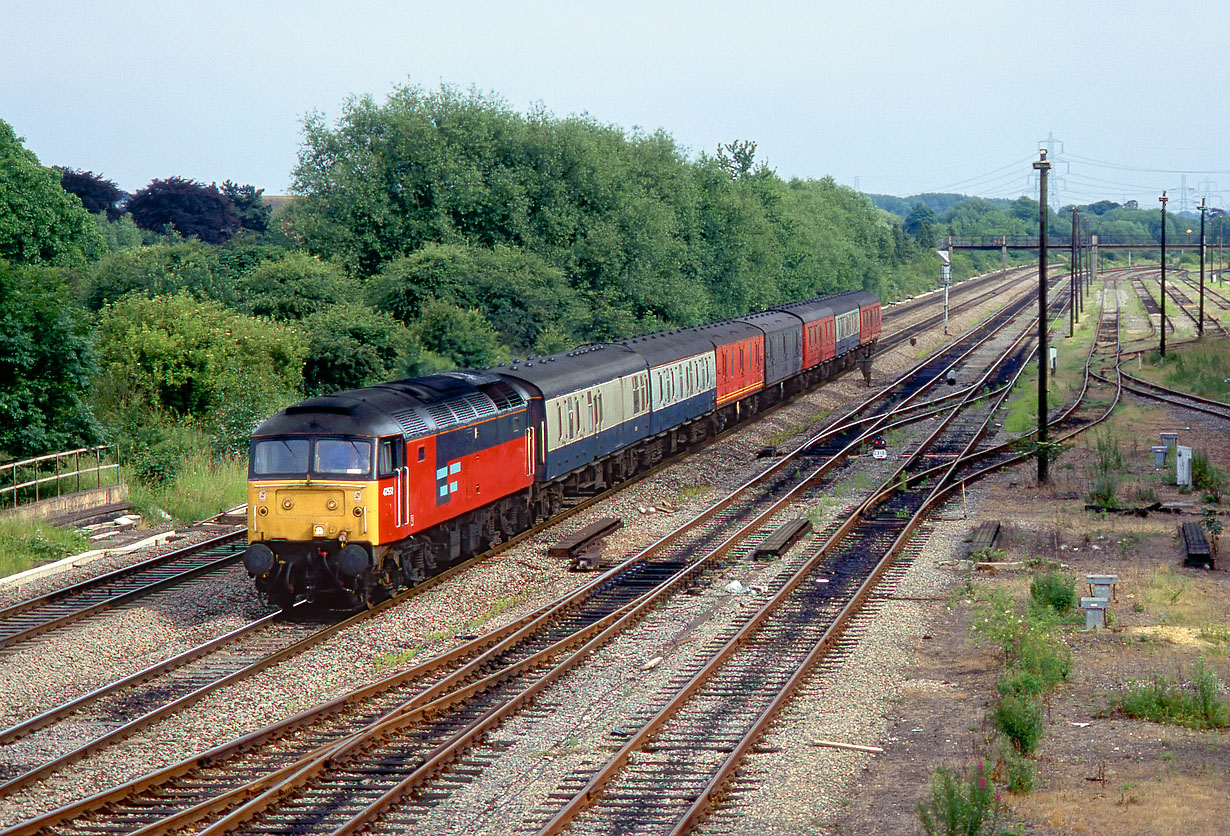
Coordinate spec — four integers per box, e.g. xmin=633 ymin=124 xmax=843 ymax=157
xmin=378 ymin=437 xmax=407 ymax=529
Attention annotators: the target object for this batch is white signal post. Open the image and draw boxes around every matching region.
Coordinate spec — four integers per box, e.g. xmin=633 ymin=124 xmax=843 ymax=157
xmin=937 ymin=248 xmax=952 ymax=334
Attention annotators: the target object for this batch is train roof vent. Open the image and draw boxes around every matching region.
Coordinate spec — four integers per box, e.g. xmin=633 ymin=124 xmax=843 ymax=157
xmin=426 ymin=401 xmax=458 ymax=430
xmin=462 ymin=392 xmax=498 ymax=420
xmin=391 ymin=407 xmax=430 ymax=439
xmin=479 ymin=379 xmax=525 ymax=411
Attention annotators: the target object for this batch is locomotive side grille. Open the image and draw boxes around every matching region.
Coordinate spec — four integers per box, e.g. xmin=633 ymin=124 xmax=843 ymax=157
xmin=426 ymin=401 xmax=458 ymax=429
xmin=462 ymin=392 xmax=498 ymax=420
xmin=447 ymin=397 xmax=480 ymax=423
xmin=479 ymin=379 xmax=525 ymax=411
xmin=392 ymin=408 xmax=430 ymax=439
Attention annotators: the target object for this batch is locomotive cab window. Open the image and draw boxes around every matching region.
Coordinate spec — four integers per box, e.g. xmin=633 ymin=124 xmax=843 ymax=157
xmin=377 ymin=438 xmax=403 ymax=477
xmin=314 ymin=438 xmax=373 ymax=478
xmin=250 ymin=437 xmax=310 ymax=477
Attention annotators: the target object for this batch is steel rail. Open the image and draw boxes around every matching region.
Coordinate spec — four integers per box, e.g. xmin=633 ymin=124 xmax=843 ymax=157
xmin=0 ymin=270 xmax=1054 ymax=836
xmin=662 ymin=277 xmax=1119 ymax=834
xmin=0 ymin=532 xmax=246 ymax=650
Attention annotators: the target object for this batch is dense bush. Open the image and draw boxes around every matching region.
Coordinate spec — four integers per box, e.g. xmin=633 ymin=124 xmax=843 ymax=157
xmin=300 ymin=302 xmax=415 ymax=395
xmin=1030 ymin=569 xmax=1077 ymax=614
xmin=916 ymin=762 xmax=1008 ymax=836
xmin=93 ymin=293 xmax=307 ymax=429
xmin=0 ymin=261 xmax=101 ymax=457
xmin=369 ymin=243 xmax=583 ymax=351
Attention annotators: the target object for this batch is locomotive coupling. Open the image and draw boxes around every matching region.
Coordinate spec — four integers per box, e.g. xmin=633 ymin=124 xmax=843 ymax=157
xmin=243 ymin=543 xmax=275 ymax=578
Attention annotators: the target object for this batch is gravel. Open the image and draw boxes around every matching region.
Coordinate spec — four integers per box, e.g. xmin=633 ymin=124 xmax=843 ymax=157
xmin=0 ymin=273 xmax=1020 ymax=830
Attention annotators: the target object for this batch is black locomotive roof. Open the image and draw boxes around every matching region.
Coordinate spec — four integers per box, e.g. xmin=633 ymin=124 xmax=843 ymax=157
xmin=735 ymin=309 xmax=802 ymax=337
xmin=251 ymin=371 xmax=526 ymax=442
xmin=493 ymin=343 xmax=645 ymax=400
xmin=619 ymin=329 xmax=715 ymax=368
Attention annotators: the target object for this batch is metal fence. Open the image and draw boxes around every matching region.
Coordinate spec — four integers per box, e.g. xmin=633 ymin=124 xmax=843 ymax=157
xmin=1 ymin=444 xmax=122 ymax=510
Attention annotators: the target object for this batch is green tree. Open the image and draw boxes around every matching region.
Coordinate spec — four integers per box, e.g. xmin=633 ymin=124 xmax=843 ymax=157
xmin=84 ymin=241 xmax=229 ymax=310
xmin=413 ymin=299 xmax=505 ymax=369
xmin=236 ymin=251 xmax=347 ymax=320
xmin=300 ymin=302 xmax=415 ymax=395
xmin=94 ymin=294 xmax=306 ymax=428
xmin=220 ymin=180 xmax=272 ymax=233
xmin=0 ymin=119 xmax=104 ymax=268
xmin=368 ymin=243 xmax=582 ymax=351
xmin=0 ymin=260 xmax=100 ymax=457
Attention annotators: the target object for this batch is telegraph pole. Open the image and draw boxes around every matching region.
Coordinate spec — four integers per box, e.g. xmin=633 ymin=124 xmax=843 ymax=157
xmin=1159 ymin=191 xmax=1168 ymax=358
xmin=1198 ymin=196 xmax=1207 ymax=337
xmin=1034 ymin=150 xmax=1052 ymax=483
xmin=1069 ymin=208 xmax=1077 ymax=337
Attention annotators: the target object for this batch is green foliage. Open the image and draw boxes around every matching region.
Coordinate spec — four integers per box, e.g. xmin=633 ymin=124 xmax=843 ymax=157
xmin=1191 ymin=452 xmax=1224 ymax=503
xmin=236 ymin=251 xmax=347 ymax=320
xmin=220 ymin=180 xmax=271 ymax=234
xmin=124 ymin=442 xmax=249 ymax=524
xmin=412 ymin=298 xmax=505 ymax=370
xmin=291 ymin=83 xmax=912 ymax=344
xmin=999 ymin=747 xmax=1037 ymax=794
xmin=1112 ymin=658 xmax=1229 ymax=729
xmin=84 ymin=240 xmax=288 ymax=310
xmin=917 ymin=763 xmax=1009 ymax=836
xmin=1085 ymin=433 xmax=1125 ymax=507
xmin=94 ymin=213 xmax=145 ymax=252
xmin=0 ymin=118 xmax=104 ymax=268
xmin=93 ymin=294 xmax=306 ymax=434
xmin=1030 ymin=569 xmax=1077 ymax=614
xmin=300 ymin=302 xmax=415 ymax=395
xmin=368 ymin=243 xmax=582 ymax=351
xmin=0 ymin=260 xmax=102 ymax=457
xmin=973 ymin=588 xmax=1071 ymax=754
xmin=995 ymin=692 xmax=1045 ymax=754
xmin=0 ymin=520 xmax=91 ymax=578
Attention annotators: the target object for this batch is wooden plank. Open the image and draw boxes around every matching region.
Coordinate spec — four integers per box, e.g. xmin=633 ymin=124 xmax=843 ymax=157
xmin=754 ymin=518 xmax=812 ymax=559
xmin=549 ymin=517 xmax=623 ymax=558
xmin=966 ymin=521 xmax=1000 ymax=555
xmin=1181 ymin=522 xmax=1213 ymax=568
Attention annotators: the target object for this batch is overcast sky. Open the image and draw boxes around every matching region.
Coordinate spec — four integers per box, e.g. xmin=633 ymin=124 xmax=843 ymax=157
xmin=5 ymin=1 xmax=1228 ymax=211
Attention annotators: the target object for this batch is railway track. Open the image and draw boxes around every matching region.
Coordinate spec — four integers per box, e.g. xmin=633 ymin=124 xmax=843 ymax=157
xmin=0 ymin=267 xmax=1046 ymax=817
xmin=0 ymin=532 xmax=248 ymax=651
xmin=0 ymin=270 xmax=1075 ymax=836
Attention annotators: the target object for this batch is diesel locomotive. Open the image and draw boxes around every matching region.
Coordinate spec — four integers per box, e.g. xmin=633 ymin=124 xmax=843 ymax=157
xmin=243 ymin=291 xmax=881 ymax=606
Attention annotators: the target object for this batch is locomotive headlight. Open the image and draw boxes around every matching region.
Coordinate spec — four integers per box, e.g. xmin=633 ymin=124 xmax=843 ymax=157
xmin=282 ymin=498 xmax=294 ymax=510
xmin=326 ymin=499 xmax=338 ymax=510
xmin=313 ymin=524 xmax=326 ymax=537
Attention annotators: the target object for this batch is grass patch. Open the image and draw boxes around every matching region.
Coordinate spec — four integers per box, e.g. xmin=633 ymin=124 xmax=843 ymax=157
xmin=766 ymin=409 xmax=831 ymax=446
xmin=677 ymin=484 xmax=712 ymax=502
xmin=125 ymin=450 xmax=248 ymax=525
xmin=0 ymin=520 xmax=92 ymax=578
xmin=1110 ymin=657 xmax=1230 ymax=729
xmin=1135 ymin=340 xmax=1230 ymax=403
